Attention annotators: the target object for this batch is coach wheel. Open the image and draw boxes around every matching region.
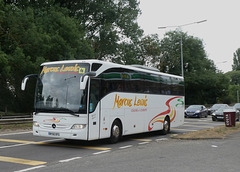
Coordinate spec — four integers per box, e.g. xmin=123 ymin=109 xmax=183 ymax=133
xmin=160 ymin=117 xmax=170 ymax=135
xmin=110 ymin=120 xmax=122 ymax=143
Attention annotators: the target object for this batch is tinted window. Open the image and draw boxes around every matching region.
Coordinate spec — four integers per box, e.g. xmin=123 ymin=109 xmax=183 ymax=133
xmin=97 ymin=68 xmax=184 ymax=99
xmin=91 ymin=63 xmax=102 ymax=71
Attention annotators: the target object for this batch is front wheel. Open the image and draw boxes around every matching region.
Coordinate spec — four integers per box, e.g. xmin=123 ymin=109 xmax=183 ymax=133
xmin=212 ymin=116 xmax=217 ymax=121
xmin=110 ymin=120 xmax=122 ymax=144
xmin=160 ymin=117 xmax=170 ymax=135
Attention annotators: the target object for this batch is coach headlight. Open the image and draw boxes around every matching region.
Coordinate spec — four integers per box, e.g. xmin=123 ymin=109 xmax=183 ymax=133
xmin=71 ymin=124 xmax=86 ymax=129
xmin=33 ymin=121 xmax=39 ymax=127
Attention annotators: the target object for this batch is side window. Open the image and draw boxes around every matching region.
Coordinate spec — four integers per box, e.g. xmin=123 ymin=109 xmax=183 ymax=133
xmin=171 ymin=77 xmax=184 ymax=96
xmin=91 ymin=63 xmax=102 ymax=71
xmin=98 ymin=68 xmax=126 ymax=98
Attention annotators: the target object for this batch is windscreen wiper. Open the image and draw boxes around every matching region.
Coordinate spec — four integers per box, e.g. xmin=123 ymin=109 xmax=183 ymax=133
xmin=35 ymin=108 xmax=79 ymax=117
xmin=57 ymin=108 xmax=79 ymax=117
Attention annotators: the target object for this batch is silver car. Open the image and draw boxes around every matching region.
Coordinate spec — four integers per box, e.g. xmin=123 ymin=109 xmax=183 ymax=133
xmin=212 ymin=106 xmax=240 ymax=121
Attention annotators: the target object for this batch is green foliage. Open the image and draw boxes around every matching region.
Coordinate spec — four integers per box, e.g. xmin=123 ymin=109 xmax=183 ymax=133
xmin=159 ymin=30 xmax=228 ymax=105
xmin=232 ymin=48 xmax=240 ymax=71
xmin=160 ymin=31 xmax=215 ymax=75
xmin=55 ymin=0 xmax=143 ymax=60
xmin=1 ymin=0 xmax=237 ymax=112
xmin=227 ymin=85 xmax=240 ymax=103
xmin=224 ymin=71 xmax=240 ymax=104
xmin=225 ymin=71 xmax=240 ymax=85
xmin=0 ymin=1 xmax=95 ymax=112
xmin=138 ymin=34 xmax=161 ymax=67
xmin=0 ymin=0 xmax=143 ymax=112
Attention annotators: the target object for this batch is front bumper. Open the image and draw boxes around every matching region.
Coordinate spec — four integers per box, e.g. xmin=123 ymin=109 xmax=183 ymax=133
xmin=185 ymin=112 xmax=200 ymax=118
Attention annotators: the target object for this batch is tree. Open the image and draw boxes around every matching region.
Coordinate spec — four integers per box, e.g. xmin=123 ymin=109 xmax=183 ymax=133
xmin=0 ymin=1 xmax=94 ymax=112
xmin=113 ymin=34 xmax=162 ymax=66
xmin=225 ymin=71 xmax=240 ymax=85
xmin=160 ymin=30 xmax=215 ymax=75
xmin=138 ymin=34 xmax=161 ymax=67
xmin=159 ymin=30 xmax=228 ymax=105
xmin=232 ymin=48 xmax=240 ymax=71
xmin=224 ymin=71 xmax=240 ymax=104
xmin=1 ymin=0 xmax=144 ymax=112
xmin=54 ymin=0 xmax=143 ymax=60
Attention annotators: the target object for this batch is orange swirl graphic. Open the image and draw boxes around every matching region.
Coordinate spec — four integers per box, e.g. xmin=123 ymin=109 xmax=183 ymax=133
xmin=148 ymin=96 xmax=181 ymax=131
xmin=43 ymin=118 xmax=66 ymax=123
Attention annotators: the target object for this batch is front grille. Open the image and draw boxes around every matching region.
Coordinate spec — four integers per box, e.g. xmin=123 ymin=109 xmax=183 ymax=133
xmin=41 ymin=123 xmax=70 ymax=129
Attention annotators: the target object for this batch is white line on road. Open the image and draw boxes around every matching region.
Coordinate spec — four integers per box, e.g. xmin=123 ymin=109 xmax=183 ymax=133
xmin=14 ymin=165 xmax=46 ymax=172
xmin=0 ymin=131 xmax=32 ymax=136
xmin=93 ymin=150 xmax=111 ymax=155
xmin=211 ymin=145 xmax=218 ymax=148
xmin=119 ymin=145 xmax=133 ymax=149
xmin=0 ymin=143 xmax=32 ymax=149
xmin=0 ymin=138 xmax=62 ymax=149
xmin=172 ymin=128 xmax=197 ymax=131
xmin=59 ymin=157 xmax=82 ymax=163
xmin=138 ymin=142 xmax=149 ymax=145
xmin=156 ymin=138 xmax=168 ymax=142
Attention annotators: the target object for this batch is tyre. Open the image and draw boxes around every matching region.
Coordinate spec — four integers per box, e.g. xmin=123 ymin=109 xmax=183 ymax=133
xmin=212 ymin=116 xmax=216 ymax=121
xmin=110 ymin=120 xmax=122 ymax=144
xmin=160 ymin=117 xmax=170 ymax=135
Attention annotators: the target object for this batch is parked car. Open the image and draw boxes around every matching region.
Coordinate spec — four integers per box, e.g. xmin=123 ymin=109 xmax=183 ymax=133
xmin=185 ymin=105 xmax=208 ymax=118
xmin=233 ymin=103 xmax=240 ymax=111
xmin=208 ymin=104 xmax=228 ymax=115
xmin=212 ymin=106 xmax=240 ymax=121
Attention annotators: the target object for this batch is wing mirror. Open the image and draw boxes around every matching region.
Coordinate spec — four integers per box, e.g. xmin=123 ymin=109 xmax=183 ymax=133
xmin=80 ymin=72 xmax=96 ymax=90
xmin=21 ymin=74 xmax=38 ymax=91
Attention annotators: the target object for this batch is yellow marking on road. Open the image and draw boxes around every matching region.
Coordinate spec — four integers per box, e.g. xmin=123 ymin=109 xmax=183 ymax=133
xmin=0 ymin=139 xmax=111 ymax=151
xmin=35 ymin=142 xmax=111 ymax=150
xmin=0 ymin=156 xmax=46 ymax=166
xmin=0 ymin=139 xmax=34 ymax=144
xmin=131 ymin=139 xmax=152 ymax=142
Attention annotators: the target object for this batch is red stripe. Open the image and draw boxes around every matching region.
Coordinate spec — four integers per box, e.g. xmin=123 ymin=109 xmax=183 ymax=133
xmin=148 ymin=96 xmax=181 ymax=131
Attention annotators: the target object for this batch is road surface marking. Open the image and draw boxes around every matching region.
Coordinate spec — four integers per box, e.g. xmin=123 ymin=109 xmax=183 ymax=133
xmin=0 ymin=139 xmax=35 ymax=144
xmin=171 ymin=128 xmax=197 ymax=131
xmin=156 ymin=138 xmax=168 ymax=142
xmin=0 ymin=131 xmax=32 ymax=137
xmin=183 ymin=125 xmax=214 ymax=128
xmin=0 ymin=138 xmax=111 ymax=150
xmin=93 ymin=150 xmax=111 ymax=155
xmin=211 ymin=145 xmax=218 ymax=148
xmin=184 ymin=122 xmax=224 ymax=126
xmin=119 ymin=145 xmax=133 ymax=149
xmin=138 ymin=141 xmax=149 ymax=145
xmin=0 ymin=156 xmax=46 ymax=166
xmin=14 ymin=165 xmax=46 ymax=172
xmin=131 ymin=139 xmax=152 ymax=142
xmin=59 ymin=157 xmax=82 ymax=163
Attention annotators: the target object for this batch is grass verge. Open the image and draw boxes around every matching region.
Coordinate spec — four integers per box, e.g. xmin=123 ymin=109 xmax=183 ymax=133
xmin=0 ymin=123 xmax=32 ymax=134
xmin=172 ymin=123 xmax=240 ymax=139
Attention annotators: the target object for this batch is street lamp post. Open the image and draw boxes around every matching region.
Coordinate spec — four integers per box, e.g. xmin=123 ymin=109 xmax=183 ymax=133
xmin=158 ymin=20 xmax=207 ymax=77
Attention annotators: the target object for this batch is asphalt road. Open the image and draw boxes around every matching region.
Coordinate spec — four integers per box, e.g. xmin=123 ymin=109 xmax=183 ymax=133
xmin=0 ymin=116 xmax=237 ymax=172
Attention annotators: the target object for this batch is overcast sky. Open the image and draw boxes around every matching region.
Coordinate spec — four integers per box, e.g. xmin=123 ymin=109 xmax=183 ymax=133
xmin=137 ymin=0 xmax=240 ymax=73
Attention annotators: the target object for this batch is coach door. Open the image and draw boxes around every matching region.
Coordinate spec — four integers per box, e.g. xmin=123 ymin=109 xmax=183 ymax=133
xmin=88 ymin=79 xmax=101 ymax=140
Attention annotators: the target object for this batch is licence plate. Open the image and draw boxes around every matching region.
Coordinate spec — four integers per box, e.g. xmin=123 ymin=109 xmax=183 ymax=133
xmin=48 ymin=132 xmax=60 ymax=136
